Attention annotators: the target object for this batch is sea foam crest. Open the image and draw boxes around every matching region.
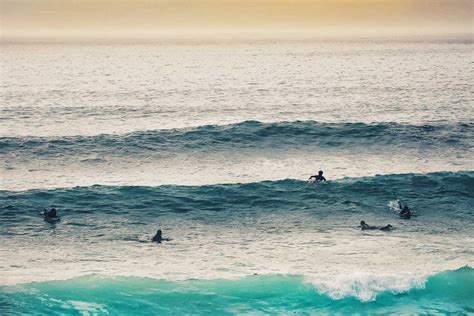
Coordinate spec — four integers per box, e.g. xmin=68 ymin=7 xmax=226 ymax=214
xmin=306 ymin=273 xmax=427 ymax=301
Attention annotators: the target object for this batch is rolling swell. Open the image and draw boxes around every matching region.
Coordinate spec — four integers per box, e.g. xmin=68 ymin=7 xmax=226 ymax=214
xmin=1 ymin=120 xmax=472 ymax=158
xmin=1 ymin=171 xmax=472 ymax=221
xmin=1 ymin=267 xmax=472 ymax=315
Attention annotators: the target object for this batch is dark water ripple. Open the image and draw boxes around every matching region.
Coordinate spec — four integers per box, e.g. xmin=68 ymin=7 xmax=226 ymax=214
xmin=1 ymin=121 xmax=472 ymax=158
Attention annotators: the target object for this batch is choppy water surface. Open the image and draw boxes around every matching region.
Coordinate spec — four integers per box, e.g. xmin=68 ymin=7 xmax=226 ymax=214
xmin=1 ymin=40 xmax=473 ymax=314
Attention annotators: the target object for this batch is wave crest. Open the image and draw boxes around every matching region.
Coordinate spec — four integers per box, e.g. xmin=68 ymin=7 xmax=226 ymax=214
xmin=307 ymin=272 xmax=427 ymax=301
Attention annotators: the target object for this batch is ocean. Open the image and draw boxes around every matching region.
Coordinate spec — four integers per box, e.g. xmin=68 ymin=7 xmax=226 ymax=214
xmin=1 ymin=40 xmax=473 ymax=315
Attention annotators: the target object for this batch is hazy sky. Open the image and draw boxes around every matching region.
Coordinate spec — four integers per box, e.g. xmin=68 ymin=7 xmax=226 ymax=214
xmin=1 ymin=0 xmax=473 ymax=40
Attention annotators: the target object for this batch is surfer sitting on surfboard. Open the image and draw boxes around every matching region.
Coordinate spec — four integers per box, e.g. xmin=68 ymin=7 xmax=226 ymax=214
xmin=398 ymin=200 xmax=413 ymax=219
xmin=42 ymin=208 xmax=60 ymax=222
xmin=309 ymin=170 xmax=326 ymax=182
xmin=152 ymin=229 xmax=171 ymax=243
xmin=42 ymin=208 xmax=57 ymax=219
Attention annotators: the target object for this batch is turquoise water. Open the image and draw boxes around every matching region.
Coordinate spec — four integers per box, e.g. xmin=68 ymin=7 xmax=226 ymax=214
xmin=1 ymin=268 xmax=473 ymax=315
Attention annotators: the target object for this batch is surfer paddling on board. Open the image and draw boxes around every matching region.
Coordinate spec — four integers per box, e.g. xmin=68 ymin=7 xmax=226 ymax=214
xmin=152 ymin=229 xmax=171 ymax=243
xmin=309 ymin=170 xmax=326 ymax=182
xmin=360 ymin=221 xmax=393 ymax=231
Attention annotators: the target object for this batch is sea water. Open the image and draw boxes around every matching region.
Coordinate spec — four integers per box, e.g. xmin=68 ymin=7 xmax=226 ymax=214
xmin=1 ymin=40 xmax=473 ymax=315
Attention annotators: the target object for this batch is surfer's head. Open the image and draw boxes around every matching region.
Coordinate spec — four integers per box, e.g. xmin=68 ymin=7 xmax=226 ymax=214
xmin=318 ymin=170 xmax=323 ymax=176
xmin=156 ymin=230 xmax=162 ymax=238
xmin=360 ymin=221 xmax=366 ymax=226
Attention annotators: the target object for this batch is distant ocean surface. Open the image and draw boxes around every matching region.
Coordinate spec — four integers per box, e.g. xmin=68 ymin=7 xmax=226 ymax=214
xmin=1 ymin=40 xmax=473 ymax=314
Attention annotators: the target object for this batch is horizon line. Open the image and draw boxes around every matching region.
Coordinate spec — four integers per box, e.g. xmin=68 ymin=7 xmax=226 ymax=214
xmin=3 ymin=32 xmax=473 ymax=45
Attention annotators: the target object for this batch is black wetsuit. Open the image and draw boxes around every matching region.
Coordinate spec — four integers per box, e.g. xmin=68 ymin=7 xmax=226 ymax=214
xmin=361 ymin=223 xmax=392 ymax=231
xmin=43 ymin=209 xmax=57 ymax=219
xmin=152 ymin=231 xmax=170 ymax=243
xmin=310 ymin=175 xmax=326 ymax=182
xmin=379 ymin=225 xmax=393 ymax=231
xmin=361 ymin=223 xmax=377 ymax=230
xmin=399 ymin=206 xmax=411 ymax=219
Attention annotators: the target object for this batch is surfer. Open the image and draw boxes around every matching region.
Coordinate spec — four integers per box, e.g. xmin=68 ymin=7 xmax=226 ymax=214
xmin=397 ymin=200 xmax=412 ymax=219
xmin=309 ymin=170 xmax=326 ymax=182
xmin=399 ymin=206 xmax=412 ymax=219
xmin=42 ymin=208 xmax=58 ymax=219
xmin=42 ymin=208 xmax=60 ymax=223
xmin=152 ymin=229 xmax=171 ymax=243
xmin=360 ymin=221 xmax=393 ymax=231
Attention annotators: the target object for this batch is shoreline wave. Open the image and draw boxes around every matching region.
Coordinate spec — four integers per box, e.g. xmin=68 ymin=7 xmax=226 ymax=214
xmin=1 ymin=267 xmax=472 ymax=314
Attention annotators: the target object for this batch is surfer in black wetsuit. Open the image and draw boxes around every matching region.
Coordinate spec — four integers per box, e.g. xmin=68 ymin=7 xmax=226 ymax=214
xmin=398 ymin=200 xmax=412 ymax=219
xmin=399 ymin=206 xmax=412 ymax=219
xmin=152 ymin=229 xmax=170 ymax=243
xmin=309 ymin=170 xmax=326 ymax=182
xmin=43 ymin=208 xmax=57 ymax=219
xmin=42 ymin=208 xmax=60 ymax=223
xmin=360 ymin=221 xmax=393 ymax=231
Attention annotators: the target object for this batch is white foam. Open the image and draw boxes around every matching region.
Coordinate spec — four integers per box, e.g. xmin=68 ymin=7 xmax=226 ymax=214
xmin=305 ymin=272 xmax=427 ymax=301
xmin=67 ymin=301 xmax=109 ymax=316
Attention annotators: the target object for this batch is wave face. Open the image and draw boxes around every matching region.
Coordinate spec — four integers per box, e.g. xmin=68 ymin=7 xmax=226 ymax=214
xmin=1 ymin=120 xmax=472 ymax=157
xmin=1 ymin=268 xmax=473 ymax=315
xmin=1 ymin=171 xmax=473 ymax=218
xmin=2 ymin=121 xmax=473 ymax=190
